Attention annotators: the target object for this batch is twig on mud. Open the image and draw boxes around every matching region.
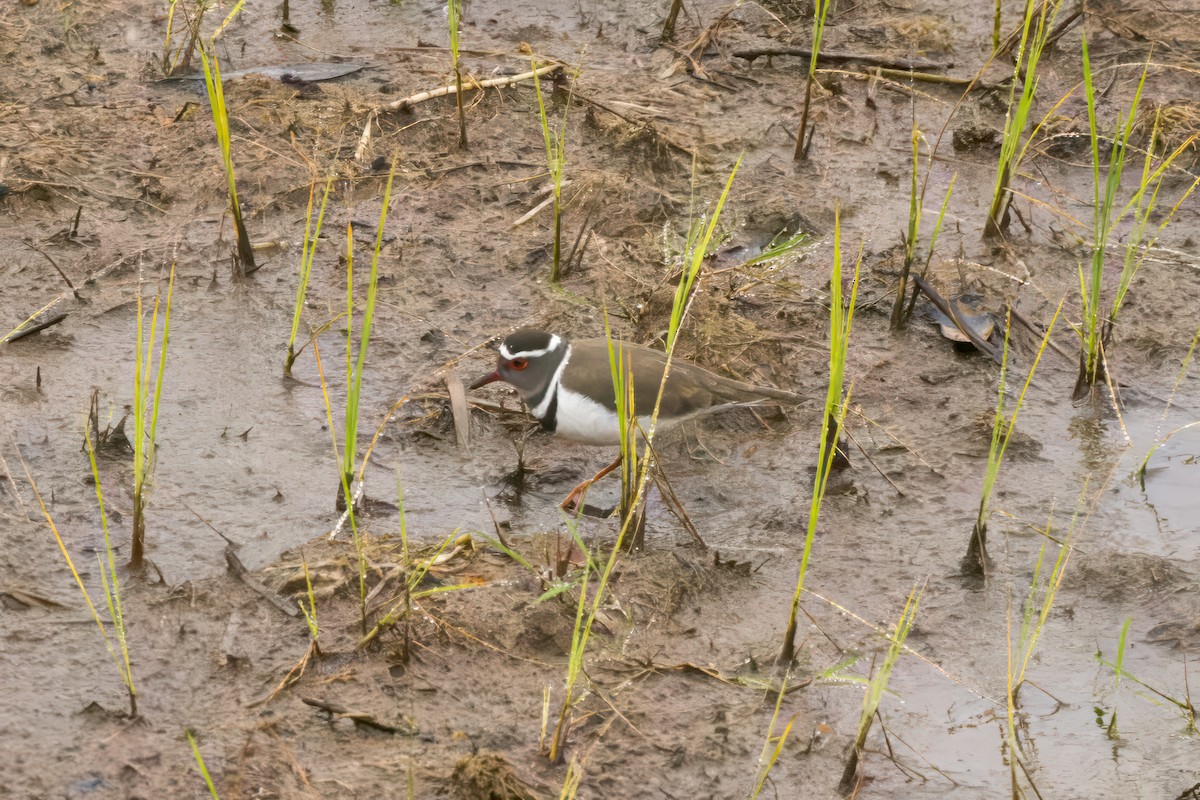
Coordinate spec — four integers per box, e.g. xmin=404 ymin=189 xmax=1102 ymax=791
xmin=301 ymin=696 xmax=414 ymax=734
xmin=23 ymin=241 xmax=83 ymax=301
xmin=1009 ymin=302 xmax=1075 ymax=363
xmin=225 ymin=546 xmax=300 ymax=617
xmin=733 ymin=48 xmax=950 ymax=72
xmin=2 ymin=312 xmax=67 ymax=344
xmin=841 ymin=427 xmax=905 ymax=497
xmin=379 ymin=63 xmax=562 ymax=113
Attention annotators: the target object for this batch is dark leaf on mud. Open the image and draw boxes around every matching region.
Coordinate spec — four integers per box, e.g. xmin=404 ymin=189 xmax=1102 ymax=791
xmin=928 ymin=305 xmax=995 ymax=344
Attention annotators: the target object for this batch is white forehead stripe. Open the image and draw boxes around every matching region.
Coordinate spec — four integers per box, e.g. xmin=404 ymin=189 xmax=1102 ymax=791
xmin=500 ymin=334 xmax=562 ymax=360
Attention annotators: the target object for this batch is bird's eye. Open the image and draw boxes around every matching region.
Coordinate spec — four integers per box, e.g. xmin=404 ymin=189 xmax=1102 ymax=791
xmin=510 ymin=358 xmax=529 ymax=370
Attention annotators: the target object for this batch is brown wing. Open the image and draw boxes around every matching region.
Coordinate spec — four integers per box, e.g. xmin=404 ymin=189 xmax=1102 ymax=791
xmin=571 ymin=339 xmax=720 ymax=420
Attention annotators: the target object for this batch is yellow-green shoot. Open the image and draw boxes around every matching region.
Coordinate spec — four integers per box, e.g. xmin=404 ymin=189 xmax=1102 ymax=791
xmin=131 ymin=263 xmax=176 ymax=569
xmin=1076 ymin=37 xmax=1200 ymax=398
xmin=794 ymin=0 xmax=831 ymax=160
xmin=780 ymin=206 xmax=859 ymax=664
xmin=532 ymin=62 xmax=575 ymax=285
xmin=22 ymin=454 xmax=136 ymax=716
xmin=548 ymin=159 xmax=742 ymax=764
xmin=448 ymin=0 xmax=467 ymax=148
xmin=839 ymin=584 xmax=923 ymax=794
xmin=186 ymin=729 xmax=222 ymax=799
xmin=297 ymin=555 xmax=320 ymax=656
xmin=1104 ymin=616 xmax=1132 ymax=737
xmin=984 ymin=0 xmax=1064 ymax=238
xmin=965 ymin=301 xmax=1063 ymax=577
xmin=285 ymin=175 xmax=334 ymax=376
xmin=199 ymin=43 xmax=256 ymax=274
xmin=85 ymin=420 xmax=137 ymax=715
xmin=753 ymin=217 xmax=857 ymax=791
xmin=313 ymin=335 xmax=369 ymax=634
xmin=343 ymin=158 xmax=398 ymax=501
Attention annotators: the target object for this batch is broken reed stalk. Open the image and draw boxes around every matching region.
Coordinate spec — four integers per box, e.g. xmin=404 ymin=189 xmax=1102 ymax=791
xmin=779 ymin=207 xmax=859 ymax=664
xmin=131 ymin=263 xmax=176 ymax=569
xmin=549 ymin=159 xmax=741 ymax=764
xmin=23 ymin=449 xmax=137 ymax=717
xmin=285 ymin=175 xmax=334 ymax=376
xmin=199 ymin=43 xmax=257 ymax=274
xmin=964 ymin=301 xmax=1063 ymax=578
xmin=839 ymin=584 xmax=923 ymax=795
xmin=984 ymin=0 xmax=1063 ymax=238
xmin=447 ymin=0 xmax=467 ymax=149
xmin=532 ymin=60 xmax=576 ymax=285
xmin=661 ymin=0 xmax=684 ymax=41
xmin=793 ymin=0 xmax=831 ymax=160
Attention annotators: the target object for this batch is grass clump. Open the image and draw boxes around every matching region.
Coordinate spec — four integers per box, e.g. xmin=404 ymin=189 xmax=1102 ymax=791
xmin=532 ymin=61 xmax=576 ymax=285
xmin=780 ymin=206 xmax=859 ymax=664
xmin=983 ymin=0 xmax=1064 ymax=238
xmin=963 ymin=301 xmax=1062 ymax=577
xmin=186 ymin=729 xmax=222 ymax=799
xmin=1074 ymin=38 xmax=1200 ymax=399
xmin=199 ymin=44 xmax=256 ymax=275
xmin=793 ymin=0 xmax=832 ymax=160
xmin=340 ymin=158 xmax=398 ymax=504
xmin=1003 ymin=508 xmax=1075 ymax=797
xmin=751 ymin=209 xmax=859 ymax=796
xmin=1096 ymin=620 xmax=1196 ymax=732
xmin=839 ymin=584 xmax=923 ymax=795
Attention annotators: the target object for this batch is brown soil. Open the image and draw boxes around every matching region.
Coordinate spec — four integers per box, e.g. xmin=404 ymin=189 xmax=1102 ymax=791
xmin=2 ymin=1 xmax=1199 ymax=798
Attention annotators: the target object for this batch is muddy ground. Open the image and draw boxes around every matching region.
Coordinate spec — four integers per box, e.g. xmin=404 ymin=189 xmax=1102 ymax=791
xmin=2 ymin=0 xmax=1200 ymax=797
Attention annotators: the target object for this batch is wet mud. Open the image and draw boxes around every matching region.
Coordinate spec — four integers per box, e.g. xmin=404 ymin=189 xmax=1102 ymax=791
xmin=2 ymin=0 xmax=1199 ymax=798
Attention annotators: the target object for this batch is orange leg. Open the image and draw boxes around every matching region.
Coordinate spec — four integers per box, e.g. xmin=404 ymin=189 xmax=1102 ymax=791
xmin=560 ymin=453 xmax=623 ymax=512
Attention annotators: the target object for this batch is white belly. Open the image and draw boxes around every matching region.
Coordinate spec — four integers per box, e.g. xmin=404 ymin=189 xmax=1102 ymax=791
xmin=552 ymin=388 xmax=661 ymax=446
